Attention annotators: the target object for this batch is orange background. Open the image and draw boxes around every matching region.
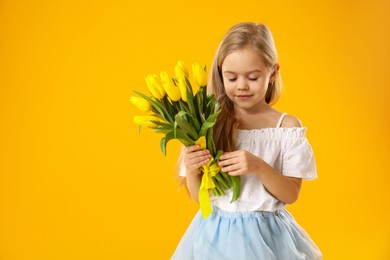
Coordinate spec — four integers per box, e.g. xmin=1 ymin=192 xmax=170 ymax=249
xmin=1 ymin=0 xmax=389 ymax=259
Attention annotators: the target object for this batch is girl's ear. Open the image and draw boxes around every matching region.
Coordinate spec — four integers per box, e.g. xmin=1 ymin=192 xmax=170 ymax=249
xmin=270 ymin=63 xmax=280 ymax=80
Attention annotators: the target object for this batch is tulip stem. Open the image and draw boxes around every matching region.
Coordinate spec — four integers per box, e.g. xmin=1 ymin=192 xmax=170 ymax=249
xmin=173 ymin=101 xmax=180 ymax=114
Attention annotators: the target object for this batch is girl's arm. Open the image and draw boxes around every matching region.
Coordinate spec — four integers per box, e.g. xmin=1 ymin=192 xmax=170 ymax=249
xmin=255 ymin=160 xmax=302 ymax=204
xmin=218 ymin=115 xmax=305 ymax=204
xmin=218 ymin=151 xmax=302 ymax=204
xmin=182 ymin=145 xmax=211 ymax=204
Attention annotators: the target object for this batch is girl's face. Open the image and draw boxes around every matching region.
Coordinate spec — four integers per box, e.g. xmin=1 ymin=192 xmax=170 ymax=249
xmin=221 ymin=47 xmax=275 ymax=113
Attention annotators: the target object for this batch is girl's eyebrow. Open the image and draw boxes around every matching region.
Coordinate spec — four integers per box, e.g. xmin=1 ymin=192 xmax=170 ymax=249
xmin=223 ymin=69 xmax=262 ymax=74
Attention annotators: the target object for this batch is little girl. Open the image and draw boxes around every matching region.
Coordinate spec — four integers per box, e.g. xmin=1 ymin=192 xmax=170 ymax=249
xmin=171 ymin=22 xmax=323 ymax=260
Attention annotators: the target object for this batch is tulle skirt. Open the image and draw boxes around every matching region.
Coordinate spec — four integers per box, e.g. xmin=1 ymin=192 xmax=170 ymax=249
xmin=171 ymin=206 xmax=322 ymax=260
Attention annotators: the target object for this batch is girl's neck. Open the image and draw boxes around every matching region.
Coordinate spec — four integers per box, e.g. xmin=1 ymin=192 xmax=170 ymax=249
xmin=236 ymin=105 xmax=277 ymax=130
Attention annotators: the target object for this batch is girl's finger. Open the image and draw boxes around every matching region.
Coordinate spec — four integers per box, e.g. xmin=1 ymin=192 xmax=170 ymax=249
xmin=193 ymin=158 xmax=211 ymax=169
xmin=221 ymin=163 xmax=240 ymax=173
xmin=191 ymin=154 xmax=211 ymax=164
xmin=220 ymin=151 xmax=239 ymax=160
xmin=187 ymin=149 xmax=210 ymax=160
xmin=187 ymin=157 xmax=211 ymax=174
xmin=228 ymin=169 xmax=241 ymax=176
xmin=218 ymin=157 xmax=239 ymax=167
xmin=184 ymin=145 xmax=201 ymax=153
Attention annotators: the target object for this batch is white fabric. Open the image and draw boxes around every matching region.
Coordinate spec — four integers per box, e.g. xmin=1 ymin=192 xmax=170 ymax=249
xmin=179 ymin=113 xmax=318 ymax=212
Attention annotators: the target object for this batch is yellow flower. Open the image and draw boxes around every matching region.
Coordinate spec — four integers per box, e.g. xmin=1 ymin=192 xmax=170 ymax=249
xmin=160 ymin=71 xmax=181 ymax=101
xmin=192 ymin=63 xmax=208 ymax=87
xmin=175 ymin=61 xmax=188 ymax=82
xmin=178 ymin=78 xmax=188 ymax=102
xmin=133 ymin=115 xmax=160 ymax=128
xmin=129 ymin=96 xmax=151 ymax=112
xmin=145 ymin=74 xmax=165 ymax=99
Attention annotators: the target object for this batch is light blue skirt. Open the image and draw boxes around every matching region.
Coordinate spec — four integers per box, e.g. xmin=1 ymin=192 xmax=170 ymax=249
xmin=171 ymin=206 xmax=323 ymax=260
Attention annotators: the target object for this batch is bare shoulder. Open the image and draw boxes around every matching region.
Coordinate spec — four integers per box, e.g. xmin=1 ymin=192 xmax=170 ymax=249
xmin=281 ymin=114 xmax=303 ymax=128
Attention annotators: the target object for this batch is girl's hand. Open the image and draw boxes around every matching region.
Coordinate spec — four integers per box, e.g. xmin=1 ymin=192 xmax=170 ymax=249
xmin=218 ymin=150 xmax=264 ymax=176
xmin=183 ymin=145 xmax=211 ymax=176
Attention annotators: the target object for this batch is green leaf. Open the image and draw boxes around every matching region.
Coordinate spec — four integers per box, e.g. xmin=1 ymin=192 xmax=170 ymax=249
xmin=176 ymin=109 xmax=200 ymax=133
xmin=174 ymin=129 xmax=195 ymax=146
xmin=205 ymin=97 xmax=218 ymax=118
xmin=210 ymin=150 xmax=224 ymax=166
xmin=160 ymin=136 xmax=167 ymax=156
xmin=153 ymin=128 xmax=172 ymax=134
xmin=230 ymin=176 xmax=241 ymax=203
xmin=215 ymin=150 xmax=224 ymax=161
xmin=177 ymin=111 xmax=186 ymax=117
xmin=207 ymin=93 xmax=215 ymax=102
xmin=206 ymin=108 xmax=222 ymax=122
xmin=184 ymin=76 xmax=194 ymax=96
xmin=150 ymin=120 xmax=173 ymax=129
xmin=199 ymin=122 xmax=214 ymax=137
xmin=206 ymin=128 xmax=216 ymax=155
xmin=200 ymin=113 xmax=206 ymax=123
xmin=178 ymin=111 xmax=198 ymax=126
xmin=160 ymin=130 xmax=185 ymax=156
xmin=173 ymin=121 xmax=177 ymax=138
xmin=185 ymin=77 xmax=196 ymax=117
xmin=202 ymin=86 xmax=207 ymax=116
xmin=188 ymin=114 xmax=201 ymax=133
xmin=183 ymin=81 xmax=202 ymax=132
xmin=196 ymin=89 xmax=204 ymax=123
xmin=175 ymin=114 xmax=199 ymax=140
xmin=152 ymin=113 xmax=165 ymax=120
xmin=162 ymin=96 xmax=177 ymax=119
xmin=199 ymin=109 xmax=222 ymax=136
xmin=154 ymin=98 xmax=174 ymax=124
xmin=178 ymin=99 xmax=190 ymax=114
xmin=159 ymin=131 xmax=180 ymax=156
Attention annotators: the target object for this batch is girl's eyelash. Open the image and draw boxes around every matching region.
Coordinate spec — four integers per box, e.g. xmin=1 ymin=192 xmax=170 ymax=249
xmin=227 ymin=77 xmax=258 ymax=82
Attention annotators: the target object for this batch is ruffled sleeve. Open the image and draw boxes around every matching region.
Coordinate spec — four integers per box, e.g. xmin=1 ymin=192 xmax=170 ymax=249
xmin=281 ymin=128 xmax=318 ymax=180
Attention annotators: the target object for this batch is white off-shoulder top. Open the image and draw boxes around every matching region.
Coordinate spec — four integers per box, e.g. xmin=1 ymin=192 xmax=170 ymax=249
xmin=179 ymin=113 xmax=318 ymax=212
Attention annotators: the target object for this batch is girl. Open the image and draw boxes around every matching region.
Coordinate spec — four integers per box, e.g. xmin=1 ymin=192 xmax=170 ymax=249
xmin=171 ymin=22 xmax=323 ymax=260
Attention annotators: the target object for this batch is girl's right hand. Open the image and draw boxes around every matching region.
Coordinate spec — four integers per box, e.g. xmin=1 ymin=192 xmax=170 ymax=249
xmin=183 ymin=145 xmax=211 ymax=176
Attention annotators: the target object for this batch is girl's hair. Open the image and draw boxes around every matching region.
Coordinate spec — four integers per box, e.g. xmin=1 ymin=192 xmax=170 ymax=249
xmin=210 ymin=22 xmax=282 ymax=152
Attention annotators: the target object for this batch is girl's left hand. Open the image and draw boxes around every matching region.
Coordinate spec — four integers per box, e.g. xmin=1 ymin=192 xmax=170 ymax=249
xmin=218 ymin=150 xmax=264 ymax=176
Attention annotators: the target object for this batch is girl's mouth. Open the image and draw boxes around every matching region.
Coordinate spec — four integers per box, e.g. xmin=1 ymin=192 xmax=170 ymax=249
xmin=236 ymin=95 xmax=253 ymax=100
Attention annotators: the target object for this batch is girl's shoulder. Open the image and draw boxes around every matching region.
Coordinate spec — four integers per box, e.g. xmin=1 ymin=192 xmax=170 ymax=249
xmin=279 ymin=113 xmax=303 ymax=128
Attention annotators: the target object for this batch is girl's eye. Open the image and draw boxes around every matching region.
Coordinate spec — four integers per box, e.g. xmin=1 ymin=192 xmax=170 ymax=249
xmin=228 ymin=78 xmax=237 ymax=82
xmin=249 ymin=77 xmax=258 ymax=81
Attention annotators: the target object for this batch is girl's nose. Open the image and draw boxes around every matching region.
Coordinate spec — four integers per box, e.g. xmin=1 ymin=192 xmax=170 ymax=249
xmin=237 ymin=79 xmax=249 ymax=90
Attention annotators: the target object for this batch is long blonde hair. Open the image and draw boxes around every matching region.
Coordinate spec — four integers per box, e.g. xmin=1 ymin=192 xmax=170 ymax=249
xmin=210 ymin=22 xmax=283 ymax=152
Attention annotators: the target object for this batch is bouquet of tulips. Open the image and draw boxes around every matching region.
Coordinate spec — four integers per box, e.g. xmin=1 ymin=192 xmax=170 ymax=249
xmin=130 ymin=61 xmax=241 ymax=219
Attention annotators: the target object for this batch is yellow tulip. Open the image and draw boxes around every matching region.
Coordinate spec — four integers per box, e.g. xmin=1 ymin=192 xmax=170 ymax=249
xmin=175 ymin=61 xmax=188 ymax=82
xmin=129 ymin=96 xmax=151 ymax=112
xmin=133 ymin=115 xmax=160 ymax=128
xmin=178 ymin=78 xmax=187 ymax=102
xmin=145 ymin=74 xmax=165 ymax=99
xmin=160 ymin=71 xmax=181 ymax=101
xmin=192 ymin=63 xmax=208 ymax=87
